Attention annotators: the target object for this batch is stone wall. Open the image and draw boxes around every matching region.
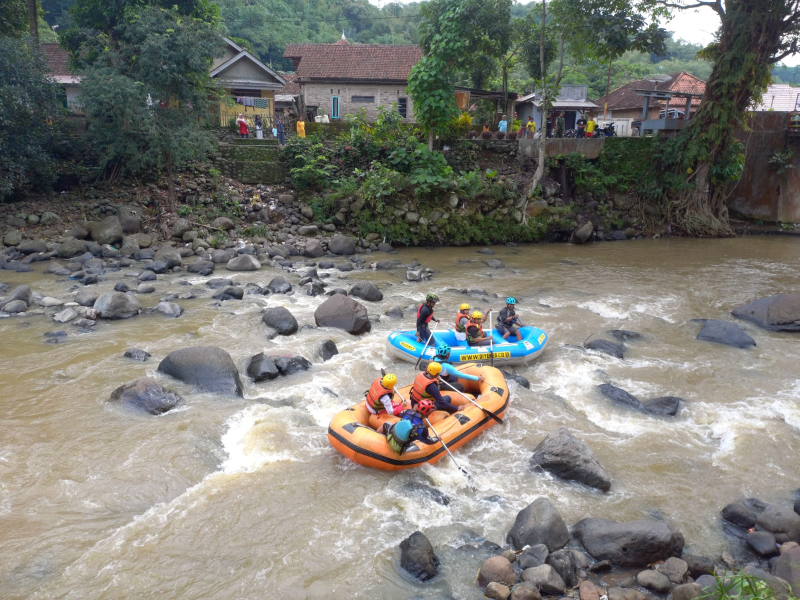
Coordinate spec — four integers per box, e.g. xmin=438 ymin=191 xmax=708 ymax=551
xmin=302 ymin=82 xmax=415 ymax=123
xmin=518 ymin=137 xmax=607 ymax=159
xmin=215 ymin=142 xmax=283 ymax=185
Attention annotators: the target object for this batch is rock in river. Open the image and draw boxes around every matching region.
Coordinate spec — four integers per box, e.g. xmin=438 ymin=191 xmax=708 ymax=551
xmin=314 ymin=294 xmax=371 ymax=335
xmin=109 ymin=378 xmax=183 ymax=415
xmin=158 ymin=346 xmax=243 ymax=396
xmin=479 ymin=556 xmax=517 ymax=588
xmin=521 ymin=564 xmax=566 ymax=595
xmin=271 ymin=355 xmax=312 ymax=376
xmin=696 ymin=319 xmax=756 ymax=348
xmin=328 ymin=234 xmax=356 ymax=256
xmin=155 ymin=301 xmax=183 ymax=318
xmin=598 ymin=383 xmax=646 ymax=411
xmin=585 ymin=339 xmax=625 ymax=358
xmin=124 ymin=348 xmax=151 ymax=362
xmin=93 ymin=292 xmax=142 ymax=319
xmin=348 ymin=281 xmax=383 ymax=302
xmin=246 ymin=352 xmax=280 ymax=382
xmin=530 ymin=427 xmax=612 ymax=492
xmin=318 ymin=339 xmax=339 ymax=362
xmin=266 ymin=276 xmax=292 ymax=294
xmin=226 ymin=255 xmax=261 ymax=271
xmin=507 ymin=497 xmax=570 ymax=551
xmin=261 ymin=306 xmax=298 ymax=336
xmin=722 ymin=502 xmax=757 ymax=528
xmin=571 ymin=518 xmax=684 ymax=567
xmin=732 ymin=294 xmax=800 ymax=332
xmin=399 ymin=531 xmax=439 ymax=582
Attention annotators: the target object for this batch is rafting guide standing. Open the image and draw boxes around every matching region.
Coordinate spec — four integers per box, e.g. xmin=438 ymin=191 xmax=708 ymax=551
xmin=416 ymin=293 xmax=440 ymax=343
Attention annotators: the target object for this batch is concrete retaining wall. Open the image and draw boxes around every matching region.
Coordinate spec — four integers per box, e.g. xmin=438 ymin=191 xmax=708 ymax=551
xmin=215 ymin=143 xmax=282 ymax=185
xmin=518 ymin=137 xmax=607 ymax=159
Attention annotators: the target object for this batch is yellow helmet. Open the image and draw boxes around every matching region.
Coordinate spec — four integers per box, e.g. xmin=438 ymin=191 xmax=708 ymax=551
xmin=426 ymin=362 xmax=442 ymax=377
xmin=471 ymin=310 xmax=483 ymax=320
xmin=382 ymin=374 xmax=397 ymax=388
xmin=460 ymin=303 xmax=471 ymax=311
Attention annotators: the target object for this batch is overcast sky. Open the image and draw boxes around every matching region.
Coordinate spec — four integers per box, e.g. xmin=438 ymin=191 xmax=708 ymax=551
xmin=367 ymin=0 xmax=800 ymax=67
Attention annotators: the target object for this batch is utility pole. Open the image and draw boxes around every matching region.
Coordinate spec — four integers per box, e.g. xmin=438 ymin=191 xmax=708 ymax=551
xmin=28 ymin=0 xmax=39 ymax=44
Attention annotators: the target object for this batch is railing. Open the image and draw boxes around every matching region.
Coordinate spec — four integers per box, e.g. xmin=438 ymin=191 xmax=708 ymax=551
xmin=220 ymin=96 xmax=273 ymax=128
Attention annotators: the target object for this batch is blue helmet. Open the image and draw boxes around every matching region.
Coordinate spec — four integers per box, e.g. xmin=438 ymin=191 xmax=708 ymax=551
xmin=435 ymin=343 xmax=451 ymax=358
xmin=506 ymin=297 xmax=517 ymax=305
xmin=394 ymin=420 xmax=412 ymax=442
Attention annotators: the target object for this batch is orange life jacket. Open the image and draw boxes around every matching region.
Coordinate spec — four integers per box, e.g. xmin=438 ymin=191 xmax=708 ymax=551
xmin=410 ymin=372 xmax=437 ymax=404
xmin=365 ymin=378 xmax=393 ymax=412
xmin=455 ymin=311 xmax=469 ymax=333
xmin=417 ymin=303 xmax=433 ymax=324
xmin=467 ymin=321 xmax=484 ymax=343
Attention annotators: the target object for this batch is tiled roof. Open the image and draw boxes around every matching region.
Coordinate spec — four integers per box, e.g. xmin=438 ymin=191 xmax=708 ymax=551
xmin=40 ymin=43 xmax=72 ymax=77
xmin=596 ymin=72 xmax=706 ymax=110
xmin=283 ymin=43 xmax=423 ymax=82
xmin=278 ymin=72 xmax=301 ymax=95
xmin=753 ymin=84 xmax=800 ymax=111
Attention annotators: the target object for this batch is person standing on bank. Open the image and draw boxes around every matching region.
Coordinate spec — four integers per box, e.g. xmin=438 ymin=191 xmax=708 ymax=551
xmin=498 ymin=114 xmax=508 ymax=134
xmin=576 ymin=113 xmax=587 ymax=138
xmin=296 ymin=117 xmax=305 ymax=138
xmin=236 ymin=113 xmax=249 ymax=138
xmin=254 ymin=114 xmax=263 ymax=139
xmin=556 ymin=112 xmax=565 ymax=138
xmin=276 ymin=115 xmax=285 ymax=146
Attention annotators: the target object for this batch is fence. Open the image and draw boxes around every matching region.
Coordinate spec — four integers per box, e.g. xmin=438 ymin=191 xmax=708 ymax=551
xmin=219 ymin=97 xmax=274 ymax=128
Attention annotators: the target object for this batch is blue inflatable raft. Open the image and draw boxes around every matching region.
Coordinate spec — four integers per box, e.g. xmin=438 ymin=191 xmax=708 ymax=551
xmin=387 ymin=326 xmax=548 ymax=366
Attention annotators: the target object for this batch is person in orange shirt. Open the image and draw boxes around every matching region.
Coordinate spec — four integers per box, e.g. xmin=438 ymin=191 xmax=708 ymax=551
xmin=296 ymin=117 xmax=306 ymax=138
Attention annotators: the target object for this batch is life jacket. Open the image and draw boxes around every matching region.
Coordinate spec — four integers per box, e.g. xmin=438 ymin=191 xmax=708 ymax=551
xmin=417 ymin=303 xmax=433 ymax=324
xmin=467 ymin=321 xmax=484 ymax=343
xmin=410 ymin=372 xmax=436 ymax=404
xmin=455 ymin=311 xmax=469 ymax=333
xmin=365 ymin=378 xmax=393 ymax=412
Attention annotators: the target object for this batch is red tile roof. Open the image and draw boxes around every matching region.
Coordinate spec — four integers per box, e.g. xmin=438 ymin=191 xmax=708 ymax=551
xmin=40 ymin=43 xmax=72 ymax=77
xmin=596 ymin=71 xmax=706 ymax=110
xmin=283 ymin=43 xmax=423 ymax=82
xmin=278 ymin=72 xmax=301 ymax=95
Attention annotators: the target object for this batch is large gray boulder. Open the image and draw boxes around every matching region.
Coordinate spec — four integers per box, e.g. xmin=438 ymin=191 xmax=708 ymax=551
xmin=757 ymin=504 xmax=800 ymax=534
xmin=546 ymin=549 xmax=578 ymax=588
xmin=696 ymin=319 xmax=756 ymax=348
xmin=314 ymin=294 xmax=371 ymax=335
xmin=157 ymin=346 xmax=243 ymax=396
xmin=598 ymin=384 xmax=646 ymax=411
xmin=772 ymin=546 xmax=800 ymax=592
xmin=155 ymin=302 xmax=183 ymax=318
xmin=348 ymin=281 xmax=383 ymax=302
xmin=58 ymin=237 xmax=89 ymax=258
xmin=732 ymin=295 xmax=800 ymax=332
xmin=226 ymin=255 xmax=261 ymax=271
xmin=109 ymin=378 xmax=183 ymax=415
xmin=74 ymin=288 xmax=99 ymax=307
xmin=328 ymin=234 xmax=356 ymax=256
xmin=521 ymin=564 xmax=566 ymax=595
xmin=117 ymin=205 xmax=142 ymax=233
xmin=507 ymin=497 xmax=570 ymax=551
xmin=304 ymin=239 xmax=325 ymax=258
xmin=5 ymin=285 xmax=32 ymax=306
xmin=585 ymin=339 xmax=625 ymax=358
xmin=17 ymin=240 xmax=48 ymax=254
xmin=154 ymin=245 xmax=182 ymax=269
xmin=246 ymin=353 xmax=280 ymax=382
xmin=93 ymin=292 xmax=142 ymax=319
xmin=479 ymin=556 xmax=517 ymax=588
xmin=572 ymin=518 xmax=684 ymax=567
xmin=399 ymin=531 xmax=439 ymax=582
xmin=571 ymin=222 xmax=594 ymax=244
xmin=530 ymin=427 xmax=612 ymax=492
xmin=90 ymin=216 xmax=123 ymax=245
xmin=266 ymin=276 xmax=292 ymax=294
xmin=261 ymin=306 xmax=298 ymax=336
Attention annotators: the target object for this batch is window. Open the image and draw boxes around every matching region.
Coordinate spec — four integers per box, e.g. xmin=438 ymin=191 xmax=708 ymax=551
xmin=398 ymin=97 xmax=408 ymax=119
xmin=351 ymin=96 xmax=375 ymax=103
xmin=331 ymin=96 xmax=340 ymax=119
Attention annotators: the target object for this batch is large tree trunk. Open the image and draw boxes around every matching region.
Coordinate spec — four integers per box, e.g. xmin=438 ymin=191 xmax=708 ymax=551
xmin=524 ymin=0 xmax=549 ymax=221
xmin=27 ymin=0 xmax=38 ymax=44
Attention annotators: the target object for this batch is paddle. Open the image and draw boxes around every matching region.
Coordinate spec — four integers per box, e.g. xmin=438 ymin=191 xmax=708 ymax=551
xmin=439 ymin=378 xmax=504 ymax=425
xmin=425 ymin=417 xmax=477 ymax=491
xmin=414 ymin=321 xmax=440 ymax=369
xmin=487 ymin=308 xmax=494 ymax=367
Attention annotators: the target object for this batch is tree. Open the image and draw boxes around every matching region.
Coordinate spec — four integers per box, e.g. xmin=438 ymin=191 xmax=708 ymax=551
xmin=0 ymin=37 xmax=69 ymax=199
xmin=79 ymin=6 xmax=223 ymax=211
xmin=1 ymin=0 xmax=29 ymax=37
xmin=409 ymin=0 xmax=513 ymax=149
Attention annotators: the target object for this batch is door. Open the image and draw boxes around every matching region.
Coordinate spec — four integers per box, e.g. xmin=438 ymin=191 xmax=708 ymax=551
xmin=331 ymin=96 xmax=340 ymax=119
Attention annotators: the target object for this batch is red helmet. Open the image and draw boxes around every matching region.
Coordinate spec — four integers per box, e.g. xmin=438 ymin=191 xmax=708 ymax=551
xmin=418 ymin=399 xmax=435 ymax=416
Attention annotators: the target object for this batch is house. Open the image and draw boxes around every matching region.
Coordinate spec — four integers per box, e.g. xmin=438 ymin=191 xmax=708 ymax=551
xmin=275 ymin=72 xmax=302 ymax=119
xmin=596 ymin=72 xmax=706 ymax=120
xmin=40 ymin=43 xmax=83 ymax=114
xmin=283 ymin=35 xmax=423 ymax=122
xmin=212 ymin=37 xmax=285 ymax=127
xmin=515 ymin=85 xmax=598 ymax=133
xmin=753 ymin=84 xmax=800 ymax=111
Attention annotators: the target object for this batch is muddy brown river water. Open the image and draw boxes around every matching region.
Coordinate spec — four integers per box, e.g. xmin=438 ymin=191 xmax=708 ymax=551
xmin=1 ymin=237 xmax=799 ymax=599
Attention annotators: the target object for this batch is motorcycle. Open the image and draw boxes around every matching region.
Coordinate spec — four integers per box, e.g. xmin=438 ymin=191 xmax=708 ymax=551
xmin=593 ymin=122 xmax=616 ymax=138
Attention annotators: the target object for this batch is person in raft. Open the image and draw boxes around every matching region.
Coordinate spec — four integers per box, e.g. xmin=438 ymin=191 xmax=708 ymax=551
xmin=466 ymin=310 xmax=493 ymax=346
xmin=365 ymin=373 xmax=403 ymax=417
xmin=496 ymin=296 xmax=524 ymax=342
xmin=455 ymin=303 xmax=488 ymax=343
xmin=416 ymin=292 xmax=440 ymax=343
xmin=432 ymin=343 xmax=485 ymax=393
xmin=410 ymin=362 xmax=461 ymax=414
xmin=383 ymin=399 xmax=440 ymax=455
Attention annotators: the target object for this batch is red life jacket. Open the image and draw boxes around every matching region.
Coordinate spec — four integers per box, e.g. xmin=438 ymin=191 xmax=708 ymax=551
xmin=410 ymin=372 xmax=437 ymax=404
xmin=365 ymin=378 xmax=393 ymax=412
xmin=417 ymin=303 xmax=433 ymax=324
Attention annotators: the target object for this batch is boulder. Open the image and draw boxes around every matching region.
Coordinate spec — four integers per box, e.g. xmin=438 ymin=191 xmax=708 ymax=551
xmin=2 ymin=300 xmax=27 ymax=313
xmin=304 ymin=239 xmax=325 ymax=258
xmin=644 ymin=396 xmax=682 ymax=415
xmin=109 ymin=378 xmax=183 ymax=415
xmin=298 ymin=225 xmax=319 ymax=236
xmin=478 ymin=556 xmax=517 ymax=588
xmin=120 ymin=236 xmax=140 ymax=257
xmin=271 ymin=355 xmax=312 ymax=376
xmin=157 ymin=346 xmax=243 ymax=396
xmin=211 ymin=217 xmax=235 ymax=230
xmin=17 ymin=240 xmax=48 ymax=254
xmin=206 ymin=277 xmax=233 ymax=289
xmin=657 ymin=556 xmax=689 ymax=584
xmin=40 ymin=211 xmax=61 ymax=226
xmin=53 ymin=308 xmax=78 ymax=323
xmin=579 ymin=581 xmax=600 ymax=600
xmin=485 ymin=259 xmax=505 ymax=269
xmin=246 ymin=353 xmax=280 ymax=382
xmin=318 ymin=339 xmax=339 ymax=362
xmin=226 ymin=255 xmax=261 ymax=271
xmin=314 ymin=294 xmax=371 ymax=335
xmin=758 ymin=504 xmax=800 ymax=534
xmin=696 ymin=319 xmax=756 ymax=348
xmin=485 ymin=581 xmax=512 ymax=600
xmin=598 ymin=384 xmax=646 ymax=411
xmin=267 ymin=276 xmax=292 ymax=294
xmin=307 ymin=281 xmax=325 ymax=296
xmin=546 ymin=549 xmax=578 ymax=587
xmin=672 ymin=583 xmax=703 ymax=600
xmin=572 ymin=518 xmax=684 ymax=567
xmin=585 ymin=339 xmax=625 ymax=358
xmin=771 ymin=546 xmax=800 ymax=592
xmin=518 ymin=544 xmax=549 ymax=569
xmin=510 ymin=582 xmax=542 ymax=600
xmin=500 ymin=370 xmax=531 ymax=389
xmin=722 ymin=502 xmax=757 ymax=528
xmin=90 ymin=216 xmax=123 ymax=245
xmin=348 ymin=281 xmax=383 ymax=302
xmin=155 ymin=302 xmax=183 ymax=318
xmin=521 ymin=564 xmax=566 ymax=595
xmin=212 ymin=286 xmax=244 ymax=301
xmin=3 ymin=230 xmax=22 ymax=246
xmin=124 ymin=348 xmax=151 ymax=362
xmin=144 ymin=261 xmax=167 ymax=275
xmin=404 ymin=481 xmax=450 ymax=506
xmin=187 ymin=260 xmax=214 ymax=276
xmin=683 ymin=555 xmax=715 ymax=579
xmin=154 ymin=245 xmax=182 ymax=269
xmin=117 ymin=205 xmax=141 ymax=233
xmin=746 ymin=531 xmax=779 ymax=556
xmin=328 ymin=234 xmax=356 ymax=256
xmin=93 ymin=292 xmax=142 ymax=319
xmin=39 ymin=297 xmax=64 ymax=307
xmin=6 ymin=285 xmax=32 ymax=306
xmin=58 ymin=237 xmax=89 ymax=258
xmin=530 ymin=427 xmax=612 ymax=492
xmin=261 ymin=306 xmax=298 ymax=336
xmin=636 ymin=569 xmax=672 ymax=593
xmin=74 ymin=289 xmax=99 ymax=307
xmin=171 ymin=218 xmax=192 ymax=239
xmin=608 ymin=329 xmax=644 ymax=342
xmin=732 ymin=295 xmax=800 ymax=332
xmin=507 ymin=497 xmax=570 ymax=551
xmin=211 ymin=249 xmax=236 ymax=263
xmin=608 ymin=588 xmax=646 ymax=600
xmin=399 ymin=531 xmax=439 ymax=582
xmin=137 ymin=284 xmax=155 ymax=294
xmin=572 ymin=222 xmax=594 ymax=244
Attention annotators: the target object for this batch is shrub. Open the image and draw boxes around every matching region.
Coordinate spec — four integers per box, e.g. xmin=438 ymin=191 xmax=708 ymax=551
xmin=507 ymin=131 xmax=517 ymax=140
xmin=480 ymin=131 xmax=493 ymax=139
xmin=467 ymin=130 xmax=478 ymax=139
xmin=495 ymin=131 xmax=506 ymax=140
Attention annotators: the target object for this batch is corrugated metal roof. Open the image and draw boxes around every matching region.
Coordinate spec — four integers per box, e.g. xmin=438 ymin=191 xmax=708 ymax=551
xmin=753 ymin=84 xmax=800 ymax=111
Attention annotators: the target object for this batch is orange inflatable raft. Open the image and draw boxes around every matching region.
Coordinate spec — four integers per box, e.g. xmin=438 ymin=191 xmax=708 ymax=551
xmin=327 ymin=365 xmax=509 ymax=470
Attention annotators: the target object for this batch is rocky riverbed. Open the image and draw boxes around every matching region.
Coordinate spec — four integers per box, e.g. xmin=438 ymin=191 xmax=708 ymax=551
xmin=1 ymin=235 xmax=799 ymax=599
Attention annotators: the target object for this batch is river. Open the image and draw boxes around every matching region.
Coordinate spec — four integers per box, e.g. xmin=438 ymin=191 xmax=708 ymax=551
xmin=1 ymin=237 xmax=799 ymax=599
